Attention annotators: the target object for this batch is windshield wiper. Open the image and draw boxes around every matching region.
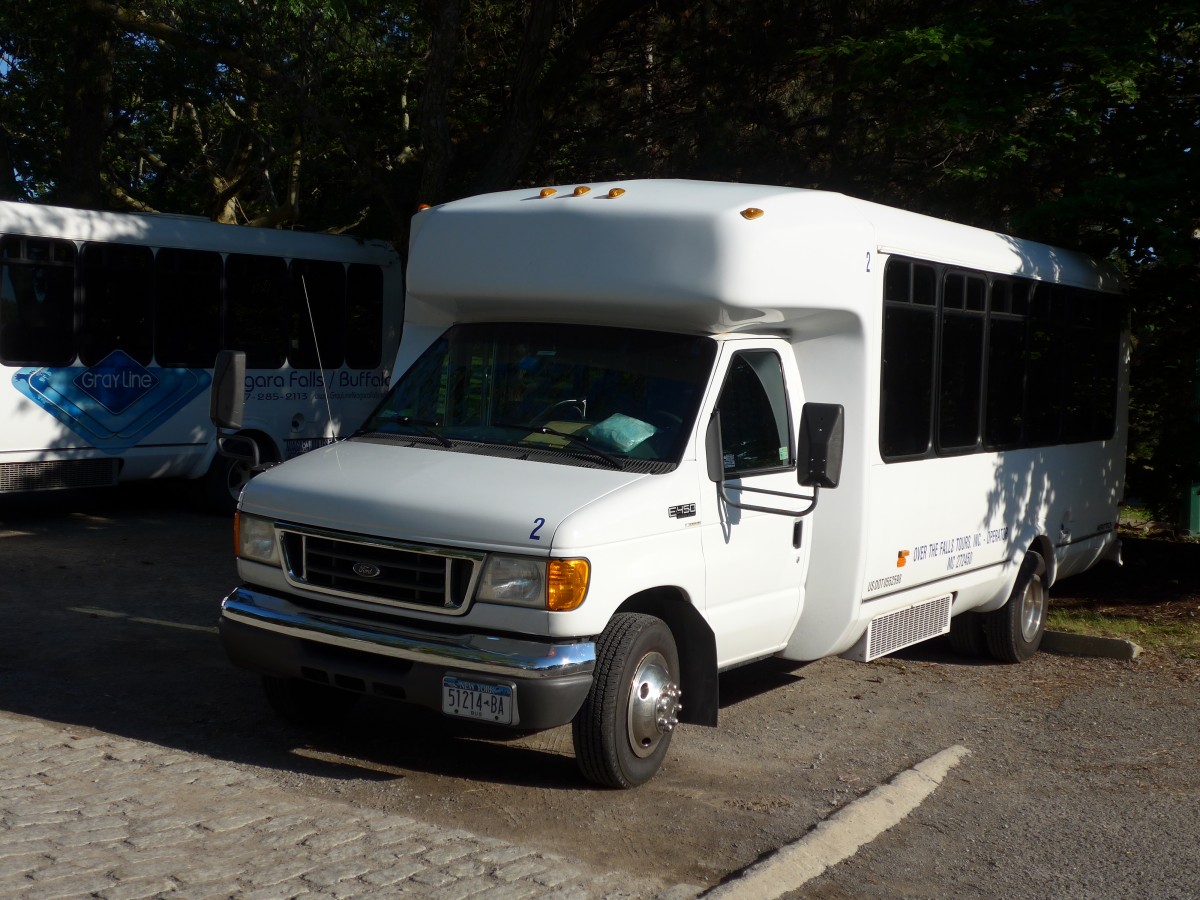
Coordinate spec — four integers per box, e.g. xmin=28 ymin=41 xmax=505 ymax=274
xmin=495 ymin=422 xmax=622 ymax=469
xmin=383 ymin=416 xmax=452 ymax=447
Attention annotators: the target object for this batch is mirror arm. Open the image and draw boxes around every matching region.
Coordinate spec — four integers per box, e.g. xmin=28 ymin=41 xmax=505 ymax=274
xmin=716 ymin=480 xmax=820 ymax=518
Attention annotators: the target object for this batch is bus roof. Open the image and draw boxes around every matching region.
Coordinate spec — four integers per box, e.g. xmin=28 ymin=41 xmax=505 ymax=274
xmin=405 ymin=179 xmax=1122 ymax=335
xmin=0 ymin=199 xmax=397 ymax=265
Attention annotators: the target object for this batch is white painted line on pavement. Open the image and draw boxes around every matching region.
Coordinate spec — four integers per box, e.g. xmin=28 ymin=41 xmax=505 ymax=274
xmin=706 ymin=744 xmax=971 ymax=899
xmin=70 ymin=606 xmax=218 ymax=634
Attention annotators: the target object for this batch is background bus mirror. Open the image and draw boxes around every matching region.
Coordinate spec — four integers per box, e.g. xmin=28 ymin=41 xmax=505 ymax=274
xmin=797 ymin=402 xmax=844 ymax=488
xmin=705 ymin=411 xmax=725 ymax=483
xmin=210 ymin=350 xmax=246 ymax=430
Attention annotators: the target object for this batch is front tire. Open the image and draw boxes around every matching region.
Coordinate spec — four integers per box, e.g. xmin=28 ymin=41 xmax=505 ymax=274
xmin=572 ymin=613 xmax=682 ymax=789
xmin=984 ymin=550 xmax=1048 ymax=663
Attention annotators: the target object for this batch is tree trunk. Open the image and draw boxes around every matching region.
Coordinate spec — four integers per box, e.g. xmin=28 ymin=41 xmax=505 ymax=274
xmin=56 ymin=1 xmax=116 ymax=208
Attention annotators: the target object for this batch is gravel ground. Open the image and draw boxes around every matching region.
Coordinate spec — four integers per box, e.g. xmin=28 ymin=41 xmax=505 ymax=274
xmin=1 ymin=482 xmax=1197 ymax=897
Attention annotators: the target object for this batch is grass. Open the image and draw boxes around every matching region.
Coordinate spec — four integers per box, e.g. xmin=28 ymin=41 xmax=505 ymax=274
xmin=1047 ymin=505 xmax=1200 ymax=661
xmin=1047 ymin=608 xmax=1200 ymax=660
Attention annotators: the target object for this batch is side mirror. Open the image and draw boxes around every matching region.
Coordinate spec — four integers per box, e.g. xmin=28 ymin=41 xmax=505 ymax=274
xmin=210 ymin=350 xmax=246 ymax=430
xmin=797 ymin=402 xmax=844 ymax=488
xmin=704 ymin=411 xmax=725 ymax=483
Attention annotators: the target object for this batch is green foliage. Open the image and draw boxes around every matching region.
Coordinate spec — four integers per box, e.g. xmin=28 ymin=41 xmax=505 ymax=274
xmin=0 ymin=1 xmax=1196 ymax=518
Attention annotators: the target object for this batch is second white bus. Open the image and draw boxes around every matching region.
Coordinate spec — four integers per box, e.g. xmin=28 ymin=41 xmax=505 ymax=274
xmin=0 ymin=201 xmax=403 ymax=510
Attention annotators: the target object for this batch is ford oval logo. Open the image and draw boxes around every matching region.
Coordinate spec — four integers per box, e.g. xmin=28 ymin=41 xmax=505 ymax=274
xmin=352 ymin=562 xmax=382 ymax=578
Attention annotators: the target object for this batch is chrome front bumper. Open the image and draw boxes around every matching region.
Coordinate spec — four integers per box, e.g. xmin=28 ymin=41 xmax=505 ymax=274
xmin=220 ymin=586 xmax=597 ymax=678
xmin=219 ymin=586 xmax=597 ymax=730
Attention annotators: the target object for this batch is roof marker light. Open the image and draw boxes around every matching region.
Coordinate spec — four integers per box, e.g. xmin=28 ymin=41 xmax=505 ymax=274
xmin=741 ymin=207 xmax=765 ymax=220
xmin=606 ymin=187 xmax=626 ymax=198
xmin=539 ymin=188 xmax=557 ymax=198
xmin=416 ymin=203 xmax=431 ymax=211
xmin=573 ymin=186 xmax=591 ymax=196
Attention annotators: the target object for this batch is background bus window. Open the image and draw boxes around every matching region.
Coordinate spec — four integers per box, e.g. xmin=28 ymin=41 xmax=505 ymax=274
xmin=0 ymin=236 xmax=76 ymax=366
xmin=346 ymin=263 xmax=384 ymax=369
xmin=938 ymin=272 xmax=987 ymax=451
xmin=226 ymin=253 xmax=288 ymax=369
xmin=79 ymin=242 xmax=154 ymax=365
xmin=289 ymin=259 xmax=346 ymax=369
xmin=881 ymin=259 xmax=937 ymax=458
xmin=154 ymin=248 xmax=221 ymax=367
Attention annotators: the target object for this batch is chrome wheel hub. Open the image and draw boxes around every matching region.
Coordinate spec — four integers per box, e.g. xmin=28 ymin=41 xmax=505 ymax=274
xmin=1020 ymin=577 xmax=1047 ymax=643
xmin=626 ymin=651 xmax=682 ymax=759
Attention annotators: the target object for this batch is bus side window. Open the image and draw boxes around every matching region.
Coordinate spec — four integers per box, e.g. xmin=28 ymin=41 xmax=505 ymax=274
xmin=289 ymin=259 xmax=346 ymax=369
xmin=226 ymin=254 xmax=288 ymax=369
xmin=346 ymin=264 xmax=384 ymax=369
xmin=154 ymin=248 xmax=222 ymax=367
xmin=0 ymin=236 xmax=76 ymax=366
xmin=79 ymin=242 xmax=154 ymax=366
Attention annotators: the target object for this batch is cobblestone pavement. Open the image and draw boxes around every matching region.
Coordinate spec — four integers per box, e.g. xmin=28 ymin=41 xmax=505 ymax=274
xmin=0 ymin=711 xmax=701 ymax=899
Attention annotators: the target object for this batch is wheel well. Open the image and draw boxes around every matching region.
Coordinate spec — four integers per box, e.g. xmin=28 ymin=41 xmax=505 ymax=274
xmin=1027 ymin=534 xmax=1054 ymax=586
xmin=616 ymin=588 xmax=718 ymax=727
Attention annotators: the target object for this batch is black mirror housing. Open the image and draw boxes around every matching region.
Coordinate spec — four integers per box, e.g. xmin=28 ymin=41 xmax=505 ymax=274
xmin=797 ymin=402 xmax=844 ymax=488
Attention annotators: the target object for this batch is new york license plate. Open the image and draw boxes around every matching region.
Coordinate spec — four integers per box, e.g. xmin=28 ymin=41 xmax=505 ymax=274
xmin=442 ymin=676 xmax=514 ymax=724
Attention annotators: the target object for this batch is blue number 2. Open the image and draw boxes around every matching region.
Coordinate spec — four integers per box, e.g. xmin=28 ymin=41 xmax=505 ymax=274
xmin=529 ymin=517 xmax=546 ymax=541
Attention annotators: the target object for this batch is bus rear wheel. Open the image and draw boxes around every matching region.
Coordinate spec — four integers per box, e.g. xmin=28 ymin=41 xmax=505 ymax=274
xmin=984 ymin=550 xmax=1048 ymax=663
xmin=572 ymin=613 xmax=682 ymax=789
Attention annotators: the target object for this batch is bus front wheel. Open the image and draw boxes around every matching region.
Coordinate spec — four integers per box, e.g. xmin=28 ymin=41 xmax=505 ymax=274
xmin=201 ymin=435 xmax=273 ymax=514
xmin=572 ymin=613 xmax=682 ymax=789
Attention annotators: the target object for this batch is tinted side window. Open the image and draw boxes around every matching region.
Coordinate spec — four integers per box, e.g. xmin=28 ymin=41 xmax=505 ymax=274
xmin=154 ymin=248 xmax=222 ymax=367
xmin=289 ymin=259 xmax=346 ymax=369
xmin=346 ymin=264 xmax=384 ymax=369
xmin=79 ymin=242 xmax=154 ymax=365
xmin=938 ymin=272 xmax=987 ymax=451
xmin=0 ymin=236 xmax=76 ymax=365
xmin=881 ymin=260 xmax=937 ymax=457
xmin=716 ymin=351 xmax=792 ymax=475
xmin=226 ymin=253 xmax=288 ymax=368
xmin=984 ymin=279 xmax=1032 ymax=449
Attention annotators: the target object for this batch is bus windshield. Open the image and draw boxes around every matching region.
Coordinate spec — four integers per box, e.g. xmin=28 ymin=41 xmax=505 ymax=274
xmin=361 ymin=323 xmax=717 ymax=466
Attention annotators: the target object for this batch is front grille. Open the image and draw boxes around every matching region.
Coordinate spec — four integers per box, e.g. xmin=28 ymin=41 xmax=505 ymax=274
xmin=0 ymin=459 xmax=119 ymax=492
xmin=279 ymin=527 xmax=484 ymax=614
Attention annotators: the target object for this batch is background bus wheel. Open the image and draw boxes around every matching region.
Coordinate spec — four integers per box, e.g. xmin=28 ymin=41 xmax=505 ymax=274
xmin=261 ymin=676 xmax=359 ymax=730
xmin=572 ymin=613 xmax=682 ymax=789
xmin=948 ymin=612 xmax=989 ymax=658
xmin=984 ymin=551 xmax=1048 ymax=663
xmin=201 ymin=435 xmax=271 ymax=514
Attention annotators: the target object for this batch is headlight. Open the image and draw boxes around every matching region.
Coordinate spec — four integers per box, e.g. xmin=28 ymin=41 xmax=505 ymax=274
xmin=477 ymin=555 xmax=590 ymax=611
xmin=235 ymin=513 xmax=280 ymax=565
xmin=477 ymin=556 xmax=545 ymax=606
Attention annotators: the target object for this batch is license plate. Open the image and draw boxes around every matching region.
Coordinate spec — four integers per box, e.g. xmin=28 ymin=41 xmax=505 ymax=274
xmin=442 ymin=676 xmax=514 ymax=725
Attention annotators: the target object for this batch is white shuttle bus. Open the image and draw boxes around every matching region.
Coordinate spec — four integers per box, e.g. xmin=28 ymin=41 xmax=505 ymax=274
xmin=0 ymin=200 xmax=402 ymax=511
xmin=216 ymin=180 xmax=1127 ymax=787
